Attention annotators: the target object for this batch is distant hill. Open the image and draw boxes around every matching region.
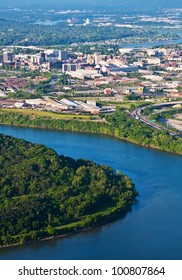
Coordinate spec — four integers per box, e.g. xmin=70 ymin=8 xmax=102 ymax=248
xmin=1 ymin=0 xmax=181 ymax=10
xmin=0 ymin=134 xmax=136 ymax=246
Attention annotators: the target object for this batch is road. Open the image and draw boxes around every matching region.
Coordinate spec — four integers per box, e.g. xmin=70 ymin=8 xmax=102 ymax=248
xmin=128 ymin=101 xmax=182 ymax=137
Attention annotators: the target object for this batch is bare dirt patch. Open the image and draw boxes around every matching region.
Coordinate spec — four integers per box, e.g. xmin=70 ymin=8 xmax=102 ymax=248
xmin=166 ymin=119 xmax=182 ymax=132
xmin=174 ymin=114 xmax=182 ymax=120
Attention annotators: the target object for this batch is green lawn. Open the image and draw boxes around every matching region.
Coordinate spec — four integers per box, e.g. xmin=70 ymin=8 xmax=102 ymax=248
xmin=0 ymin=108 xmax=100 ymax=121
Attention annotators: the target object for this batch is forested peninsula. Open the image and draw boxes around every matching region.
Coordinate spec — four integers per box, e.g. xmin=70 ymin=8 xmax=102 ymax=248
xmin=0 ymin=108 xmax=182 ymax=154
xmin=0 ymin=134 xmax=137 ymax=247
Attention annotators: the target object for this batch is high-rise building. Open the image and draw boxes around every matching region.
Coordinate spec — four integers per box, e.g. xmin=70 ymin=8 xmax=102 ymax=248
xmin=87 ymin=54 xmax=95 ymax=65
xmin=94 ymin=54 xmax=104 ymax=65
xmin=3 ymin=51 xmax=13 ymax=63
xmin=40 ymin=52 xmax=46 ymax=63
xmin=31 ymin=55 xmax=42 ymax=65
xmin=70 ymin=64 xmax=77 ymax=71
xmin=0 ymin=54 xmax=3 ymax=64
xmin=59 ymin=50 xmax=68 ymax=61
xmin=62 ymin=63 xmax=77 ymax=72
xmin=62 ymin=64 xmax=69 ymax=72
xmin=31 ymin=53 xmax=46 ymax=65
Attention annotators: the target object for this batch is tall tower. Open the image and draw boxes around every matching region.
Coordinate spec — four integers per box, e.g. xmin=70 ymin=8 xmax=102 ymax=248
xmin=40 ymin=52 xmax=46 ymax=63
xmin=59 ymin=50 xmax=68 ymax=61
xmin=3 ymin=51 xmax=13 ymax=63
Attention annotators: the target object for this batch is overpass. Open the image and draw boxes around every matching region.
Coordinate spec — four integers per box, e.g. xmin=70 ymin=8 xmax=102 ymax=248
xmin=129 ymin=101 xmax=182 ymax=137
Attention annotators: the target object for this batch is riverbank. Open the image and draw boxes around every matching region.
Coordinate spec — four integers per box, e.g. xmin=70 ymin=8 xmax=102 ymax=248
xmin=0 ymin=231 xmax=80 ymax=249
xmin=0 ymin=108 xmax=181 ymax=155
xmin=0 ymin=204 xmax=132 ymax=249
xmin=0 ymin=200 xmax=135 ymax=249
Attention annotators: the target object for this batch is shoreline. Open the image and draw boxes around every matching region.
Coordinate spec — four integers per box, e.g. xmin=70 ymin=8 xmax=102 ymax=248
xmin=0 ymin=207 xmax=131 ymax=249
xmin=0 ymin=120 xmax=181 ymax=156
xmin=0 ymin=233 xmax=74 ymax=250
xmin=0 ymin=227 xmax=106 ymax=250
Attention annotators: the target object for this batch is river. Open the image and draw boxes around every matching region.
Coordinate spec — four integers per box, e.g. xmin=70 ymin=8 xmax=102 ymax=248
xmin=0 ymin=125 xmax=182 ymax=260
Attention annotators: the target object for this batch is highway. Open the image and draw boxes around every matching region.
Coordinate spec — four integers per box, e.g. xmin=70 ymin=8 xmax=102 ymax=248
xmin=128 ymin=101 xmax=182 ymax=137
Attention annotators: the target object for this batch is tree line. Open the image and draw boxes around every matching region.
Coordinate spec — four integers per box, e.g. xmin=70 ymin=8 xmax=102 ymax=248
xmin=0 ymin=108 xmax=181 ymax=154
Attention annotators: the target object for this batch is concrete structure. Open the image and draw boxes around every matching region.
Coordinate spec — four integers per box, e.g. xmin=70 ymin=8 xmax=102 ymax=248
xmin=75 ymin=100 xmax=100 ymax=114
xmin=87 ymin=54 xmax=95 ymax=65
xmin=67 ymin=69 xmax=102 ymax=80
xmin=31 ymin=53 xmax=46 ymax=65
xmin=147 ymin=57 xmax=161 ymax=65
xmin=62 ymin=63 xmax=77 ymax=72
xmin=94 ymin=54 xmax=105 ymax=65
xmin=142 ymin=75 xmax=163 ymax=82
xmin=60 ymin=99 xmax=82 ymax=109
xmin=40 ymin=52 xmax=46 ymax=63
xmin=106 ymin=64 xmax=138 ymax=73
xmin=84 ymin=18 xmax=90 ymax=25
xmin=31 ymin=55 xmax=42 ymax=65
xmin=14 ymin=102 xmax=26 ymax=108
xmin=146 ymin=49 xmax=156 ymax=56
xmin=44 ymin=97 xmax=63 ymax=108
xmin=59 ymin=50 xmax=68 ymax=61
xmin=25 ymin=98 xmax=46 ymax=106
xmin=3 ymin=51 xmax=13 ymax=63
xmin=104 ymin=88 xmax=112 ymax=95
xmin=119 ymin=48 xmax=133 ymax=54
xmin=0 ymin=54 xmax=3 ymax=64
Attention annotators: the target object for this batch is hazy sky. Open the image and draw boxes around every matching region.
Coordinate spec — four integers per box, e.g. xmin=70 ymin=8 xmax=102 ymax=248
xmin=0 ymin=0 xmax=181 ymax=10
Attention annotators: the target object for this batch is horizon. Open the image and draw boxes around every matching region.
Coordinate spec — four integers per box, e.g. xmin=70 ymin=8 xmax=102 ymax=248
xmin=0 ymin=0 xmax=182 ymax=10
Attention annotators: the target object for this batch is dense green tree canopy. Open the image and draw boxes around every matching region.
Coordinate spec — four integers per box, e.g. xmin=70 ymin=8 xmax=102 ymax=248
xmin=0 ymin=134 xmax=136 ymax=246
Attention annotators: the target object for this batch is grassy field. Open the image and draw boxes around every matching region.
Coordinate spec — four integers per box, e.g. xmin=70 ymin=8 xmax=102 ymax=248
xmin=0 ymin=108 xmax=101 ymax=121
xmin=55 ymin=205 xmax=116 ymax=231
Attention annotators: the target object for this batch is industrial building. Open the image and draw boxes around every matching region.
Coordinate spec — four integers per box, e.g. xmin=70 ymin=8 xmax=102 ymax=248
xmin=67 ymin=69 xmax=102 ymax=80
